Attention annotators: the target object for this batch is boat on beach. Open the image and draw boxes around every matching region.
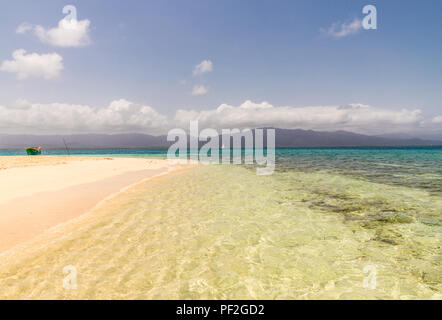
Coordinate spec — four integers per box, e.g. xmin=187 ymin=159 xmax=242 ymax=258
xmin=26 ymin=146 xmax=42 ymax=155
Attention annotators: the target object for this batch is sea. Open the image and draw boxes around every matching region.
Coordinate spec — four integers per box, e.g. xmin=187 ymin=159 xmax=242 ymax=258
xmin=0 ymin=147 xmax=440 ymax=299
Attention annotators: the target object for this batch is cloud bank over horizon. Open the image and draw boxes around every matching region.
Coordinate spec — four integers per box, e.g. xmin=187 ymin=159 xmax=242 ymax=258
xmin=0 ymin=99 xmax=440 ymax=138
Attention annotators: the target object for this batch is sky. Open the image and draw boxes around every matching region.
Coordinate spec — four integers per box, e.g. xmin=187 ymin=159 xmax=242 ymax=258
xmin=0 ymin=0 xmax=441 ymax=138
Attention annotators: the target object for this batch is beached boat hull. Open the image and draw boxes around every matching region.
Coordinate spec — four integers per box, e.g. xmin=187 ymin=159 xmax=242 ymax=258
xmin=26 ymin=148 xmax=41 ymax=155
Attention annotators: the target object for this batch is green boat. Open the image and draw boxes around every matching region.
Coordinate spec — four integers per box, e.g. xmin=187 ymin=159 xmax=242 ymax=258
xmin=26 ymin=146 xmax=42 ymax=155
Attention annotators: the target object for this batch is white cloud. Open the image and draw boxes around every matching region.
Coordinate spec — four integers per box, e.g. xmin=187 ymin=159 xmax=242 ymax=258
xmin=17 ymin=18 xmax=91 ymax=47
xmin=16 ymin=22 xmax=33 ymax=34
xmin=11 ymin=98 xmax=33 ymax=109
xmin=0 ymin=99 xmax=437 ymax=136
xmin=174 ymin=101 xmax=425 ymax=135
xmin=193 ymin=60 xmax=213 ymax=75
xmin=0 ymin=49 xmax=63 ymax=80
xmin=321 ymin=18 xmax=362 ymax=38
xmin=0 ymin=99 xmax=168 ymax=134
xmin=191 ymin=85 xmax=209 ymax=96
xmin=432 ymin=116 xmax=442 ymax=123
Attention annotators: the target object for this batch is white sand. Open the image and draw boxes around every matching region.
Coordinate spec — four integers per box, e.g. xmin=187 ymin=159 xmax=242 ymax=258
xmin=0 ymin=157 xmax=172 ymax=204
xmin=0 ymin=156 xmax=191 ymax=252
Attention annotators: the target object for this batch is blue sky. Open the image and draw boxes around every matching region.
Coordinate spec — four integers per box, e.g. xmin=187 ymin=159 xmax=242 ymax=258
xmin=0 ymin=0 xmax=441 ymax=136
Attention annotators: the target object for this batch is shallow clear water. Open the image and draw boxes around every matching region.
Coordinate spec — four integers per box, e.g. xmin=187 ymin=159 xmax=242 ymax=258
xmin=0 ymin=147 xmax=440 ymax=299
xmin=274 ymin=147 xmax=442 ymax=195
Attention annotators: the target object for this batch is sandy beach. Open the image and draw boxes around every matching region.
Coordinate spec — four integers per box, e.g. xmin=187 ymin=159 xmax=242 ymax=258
xmin=0 ymin=152 xmax=440 ymax=299
xmin=0 ymin=156 xmax=186 ymax=253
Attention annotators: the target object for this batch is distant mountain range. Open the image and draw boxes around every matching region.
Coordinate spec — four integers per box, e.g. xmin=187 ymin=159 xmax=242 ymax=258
xmin=271 ymin=129 xmax=441 ymax=147
xmin=0 ymin=133 xmax=170 ymax=149
xmin=0 ymin=129 xmax=441 ymax=149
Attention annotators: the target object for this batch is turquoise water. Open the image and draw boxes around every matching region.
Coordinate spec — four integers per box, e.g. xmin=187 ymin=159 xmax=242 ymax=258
xmin=274 ymin=147 xmax=442 ymax=194
xmin=0 ymin=148 xmax=169 ymax=158
xmin=2 ymin=146 xmax=441 ymax=193
xmin=0 ymin=147 xmax=440 ymax=299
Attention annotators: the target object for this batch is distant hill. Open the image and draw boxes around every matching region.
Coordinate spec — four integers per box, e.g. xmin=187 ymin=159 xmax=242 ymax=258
xmin=271 ymin=128 xmax=441 ymax=147
xmin=0 ymin=133 xmax=170 ymax=149
xmin=0 ymin=129 xmax=440 ymax=149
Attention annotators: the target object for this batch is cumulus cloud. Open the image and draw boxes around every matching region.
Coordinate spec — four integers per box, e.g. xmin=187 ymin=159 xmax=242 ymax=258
xmin=193 ymin=60 xmax=213 ymax=75
xmin=0 ymin=99 xmax=436 ymax=136
xmin=0 ymin=49 xmax=63 ymax=79
xmin=16 ymin=22 xmax=33 ymax=34
xmin=174 ymin=101 xmax=425 ymax=135
xmin=0 ymin=99 xmax=168 ymax=134
xmin=432 ymin=116 xmax=442 ymax=123
xmin=191 ymin=85 xmax=209 ymax=96
xmin=321 ymin=18 xmax=362 ymax=38
xmin=17 ymin=18 xmax=91 ymax=47
xmin=11 ymin=98 xmax=33 ymax=109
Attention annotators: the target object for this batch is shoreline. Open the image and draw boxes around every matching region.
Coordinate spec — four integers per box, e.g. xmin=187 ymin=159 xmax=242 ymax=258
xmin=0 ymin=155 xmax=439 ymax=299
xmin=0 ymin=156 xmax=194 ymax=255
